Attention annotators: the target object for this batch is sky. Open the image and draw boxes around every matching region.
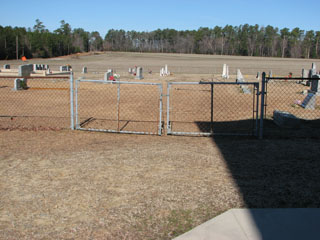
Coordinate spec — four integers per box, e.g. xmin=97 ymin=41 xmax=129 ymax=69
xmin=1 ymin=0 xmax=319 ymax=37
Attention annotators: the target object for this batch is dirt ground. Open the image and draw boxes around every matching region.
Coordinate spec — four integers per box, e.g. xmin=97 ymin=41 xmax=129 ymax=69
xmin=1 ymin=52 xmax=320 ymax=239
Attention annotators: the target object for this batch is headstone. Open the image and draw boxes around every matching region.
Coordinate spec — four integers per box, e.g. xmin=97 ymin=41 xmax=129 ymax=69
xmin=312 ymin=62 xmax=316 ymax=71
xmin=236 ymin=69 xmax=244 ymax=82
xmin=4 ymin=64 xmax=10 ymax=69
xmin=256 ymin=71 xmax=261 ymax=81
xmin=104 ymin=69 xmax=113 ymax=81
xmin=129 ymin=68 xmax=132 ymax=74
xmin=18 ymin=64 xmax=33 ymax=77
xmin=60 ymin=65 xmax=71 ymax=72
xmin=222 ymin=64 xmax=229 ymax=79
xmin=135 ymin=67 xmax=143 ymax=80
xmin=268 ymin=70 xmax=272 ymax=78
xmin=82 ymin=66 xmax=87 ymax=74
xmin=14 ymin=78 xmax=28 ymax=90
xmin=236 ymin=69 xmax=251 ymax=94
xmin=160 ymin=68 xmax=164 ymax=76
xmin=273 ymin=110 xmax=300 ymax=128
xmin=165 ymin=64 xmax=168 ymax=75
xmin=33 ymin=64 xmax=37 ymax=71
xmin=310 ymin=74 xmax=320 ymax=94
xmin=301 ymin=93 xmax=316 ymax=109
xmin=302 ymin=69 xmax=308 ymax=78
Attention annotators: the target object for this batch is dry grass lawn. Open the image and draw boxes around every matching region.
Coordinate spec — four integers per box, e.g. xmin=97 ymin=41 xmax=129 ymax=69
xmin=1 ymin=52 xmax=320 ymax=239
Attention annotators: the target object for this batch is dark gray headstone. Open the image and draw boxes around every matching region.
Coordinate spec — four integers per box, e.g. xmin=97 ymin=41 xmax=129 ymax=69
xmin=18 ymin=64 xmax=33 ymax=77
xmin=301 ymin=93 xmax=316 ymax=110
xmin=4 ymin=64 xmax=10 ymax=69
xmin=60 ymin=65 xmax=71 ymax=72
xmin=273 ymin=110 xmax=300 ymax=128
xmin=310 ymin=74 xmax=320 ymax=93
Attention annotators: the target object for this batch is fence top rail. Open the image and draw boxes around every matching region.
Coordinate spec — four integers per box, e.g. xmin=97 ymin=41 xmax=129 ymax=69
xmin=169 ymin=81 xmax=259 ymax=85
xmin=0 ymin=76 xmax=69 ymax=79
xmin=266 ymin=77 xmax=319 ymax=80
xmin=77 ymin=79 xmax=161 ymax=86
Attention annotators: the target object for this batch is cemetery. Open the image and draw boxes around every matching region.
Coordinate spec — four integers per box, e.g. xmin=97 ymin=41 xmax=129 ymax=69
xmin=1 ymin=52 xmax=320 ymax=239
xmin=0 ymin=53 xmax=319 ymax=137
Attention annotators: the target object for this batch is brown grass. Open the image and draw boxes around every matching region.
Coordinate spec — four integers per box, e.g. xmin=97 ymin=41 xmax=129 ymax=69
xmin=1 ymin=52 xmax=320 ymax=239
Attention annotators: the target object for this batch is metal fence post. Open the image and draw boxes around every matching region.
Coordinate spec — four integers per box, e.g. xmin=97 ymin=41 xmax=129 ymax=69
xmin=166 ymin=83 xmax=171 ymax=134
xmin=117 ymin=82 xmax=120 ymax=132
xmin=75 ymin=78 xmax=79 ymax=129
xmin=69 ymin=72 xmax=74 ymax=130
xmin=158 ymin=84 xmax=163 ymax=136
xmin=210 ymin=83 xmax=213 ymax=133
xmin=259 ymin=72 xmax=266 ymax=139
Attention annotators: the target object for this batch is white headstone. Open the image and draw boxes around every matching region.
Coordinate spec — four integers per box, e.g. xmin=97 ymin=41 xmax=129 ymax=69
xmin=268 ymin=70 xmax=272 ymax=78
xmin=135 ymin=67 xmax=143 ymax=80
xmin=302 ymin=69 xmax=308 ymax=78
xmin=236 ymin=69 xmax=244 ymax=82
xmin=82 ymin=66 xmax=87 ymax=74
xmin=104 ymin=70 xmax=114 ymax=81
xmin=160 ymin=68 xmax=164 ymax=76
xmin=129 ymin=68 xmax=132 ymax=74
xmin=165 ymin=64 xmax=168 ymax=75
xmin=222 ymin=64 xmax=228 ymax=79
xmin=14 ymin=78 xmax=28 ymax=90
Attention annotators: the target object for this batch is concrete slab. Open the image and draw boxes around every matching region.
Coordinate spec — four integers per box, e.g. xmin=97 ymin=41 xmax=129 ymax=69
xmin=173 ymin=208 xmax=320 ymax=240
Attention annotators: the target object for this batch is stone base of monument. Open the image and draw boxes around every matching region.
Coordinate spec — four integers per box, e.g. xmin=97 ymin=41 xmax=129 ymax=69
xmin=13 ymin=78 xmax=28 ymax=91
xmin=273 ymin=110 xmax=301 ymax=128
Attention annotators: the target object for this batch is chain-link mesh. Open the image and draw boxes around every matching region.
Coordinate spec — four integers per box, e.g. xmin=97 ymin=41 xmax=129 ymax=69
xmin=76 ymin=80 xmax=162 ymax=135
xmin=167 ymin=82 xmax=259 ymax=136
xmin=0 ymin=76 xmax=70 ymax=130
xmin=264 ymin=79 xmax=320 ymax=138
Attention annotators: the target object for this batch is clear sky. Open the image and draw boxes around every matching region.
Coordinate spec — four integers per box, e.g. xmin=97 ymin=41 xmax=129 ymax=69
xmin=1 ymin=0 xmax=319 ymax=37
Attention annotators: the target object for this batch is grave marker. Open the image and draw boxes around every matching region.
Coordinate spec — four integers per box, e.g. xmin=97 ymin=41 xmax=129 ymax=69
xmin=310 ymin=74 xmax=320 ymax=94
xmin=14 ymin=78 xmax=28 ymax=90
xmin=4 ymin=64 xmax=10 ymax=69
xmin=222 ymin=64 xmax=229 ymax=79
xmin=135 ymin=67 xmax=143 ymax=80
xmin=18 ymin=64 xmax=33 ymax=77
xmin=301 ymin=93 xmax=316 ymax=109
xmin=82 ymin=66 xmax=87 ymax=74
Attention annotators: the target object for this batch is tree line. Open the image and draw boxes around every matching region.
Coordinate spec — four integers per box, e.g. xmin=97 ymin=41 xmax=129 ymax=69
xmin=1 ymin=20 xmax=320 ymax=60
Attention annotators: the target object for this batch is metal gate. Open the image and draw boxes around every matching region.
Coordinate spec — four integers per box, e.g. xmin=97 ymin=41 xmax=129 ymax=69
xmin=75 ymin=80 xmax=163 ymax=135
xmin=166 ymin=82 xmax=260 ymax=136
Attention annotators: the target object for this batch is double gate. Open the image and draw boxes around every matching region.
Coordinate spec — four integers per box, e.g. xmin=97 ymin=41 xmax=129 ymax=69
xmin=73 ymin=79 xmax=260 ymax=137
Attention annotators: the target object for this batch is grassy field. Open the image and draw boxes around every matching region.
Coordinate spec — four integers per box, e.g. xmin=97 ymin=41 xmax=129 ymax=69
xmin=1 ymin=52 xmax=320 ymax=239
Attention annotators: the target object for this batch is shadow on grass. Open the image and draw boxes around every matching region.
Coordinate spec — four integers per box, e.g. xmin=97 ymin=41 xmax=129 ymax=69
xmin=194 ymin=119 xmax=320 ymax=239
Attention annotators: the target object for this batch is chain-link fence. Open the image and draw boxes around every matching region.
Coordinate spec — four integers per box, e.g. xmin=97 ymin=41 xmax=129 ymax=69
xmin=263 ymin=77 xmax=320 ymax=138
xmin=167 ymin=82 xmax=259 ymax=136
xmin=75 ymin=80 xmax=163 ymax=135
xmin=0 ymin=75 xmax=71 ymax=130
